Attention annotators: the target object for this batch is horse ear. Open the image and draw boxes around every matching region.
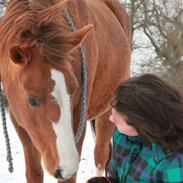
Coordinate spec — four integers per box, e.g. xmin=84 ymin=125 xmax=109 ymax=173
xmin=67 ymin=24 xmax=94 ymax=52
xmin=9 ymin=46 xmax=31 ymax=66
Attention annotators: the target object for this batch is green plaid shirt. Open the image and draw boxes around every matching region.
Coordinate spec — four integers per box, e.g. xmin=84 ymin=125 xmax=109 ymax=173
xmin=108 ymin=129 xmax=183 ymax=183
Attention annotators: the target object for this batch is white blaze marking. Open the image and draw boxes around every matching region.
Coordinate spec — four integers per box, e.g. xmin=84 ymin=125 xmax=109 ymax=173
xmin=51 ymin=69 xmax=79 ymax=179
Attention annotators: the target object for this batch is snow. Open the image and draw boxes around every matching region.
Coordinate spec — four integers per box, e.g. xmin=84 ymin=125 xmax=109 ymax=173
xmin=0 ymin=111 xmax=96 ymax=183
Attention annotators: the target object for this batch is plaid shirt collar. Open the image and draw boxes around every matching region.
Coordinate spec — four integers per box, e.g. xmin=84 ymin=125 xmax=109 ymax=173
xmin=126 ymin=134 xmax=170 ymax=163
xmin=152 ymin=143 xmax=170 ymax=163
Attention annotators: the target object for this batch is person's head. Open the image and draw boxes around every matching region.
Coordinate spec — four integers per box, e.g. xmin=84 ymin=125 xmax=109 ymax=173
xmin=110 ymin=74 xmax=183 ymax=150
xmin=109 ymin=108 xmax=138 ymax=136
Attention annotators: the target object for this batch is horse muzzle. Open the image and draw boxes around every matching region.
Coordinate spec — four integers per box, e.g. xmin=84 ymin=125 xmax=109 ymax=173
xmin=53 ymin=168 xmax=64 ymax=179
xmin=53 ymin=168 xmax=77 ymax=180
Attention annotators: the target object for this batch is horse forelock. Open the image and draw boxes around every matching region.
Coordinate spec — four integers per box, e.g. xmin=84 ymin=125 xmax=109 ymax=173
xmin=0 ymin=0 xmax=71 ymax=64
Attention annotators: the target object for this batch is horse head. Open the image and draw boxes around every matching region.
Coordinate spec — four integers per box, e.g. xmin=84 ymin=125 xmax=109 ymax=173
xmin=0 ymin=0 xmax=93 ymax=180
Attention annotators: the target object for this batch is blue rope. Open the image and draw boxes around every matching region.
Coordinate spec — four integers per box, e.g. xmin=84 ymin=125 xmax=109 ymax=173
xmin=0 ymin=83 xmax=13 ymax=173
xmin=63 ymin=8 xmax=87 ymax=143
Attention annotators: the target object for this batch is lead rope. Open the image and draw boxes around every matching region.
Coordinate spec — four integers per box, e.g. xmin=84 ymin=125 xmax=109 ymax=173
xmin=0 ymin=82 xmax=13 ymax=173
xmin=63 ymin=8 xmax=87 ymax=143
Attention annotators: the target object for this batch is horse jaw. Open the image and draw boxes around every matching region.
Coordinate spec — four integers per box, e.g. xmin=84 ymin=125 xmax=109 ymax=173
xmin=50 ymin=69 xmax=79 ymax=179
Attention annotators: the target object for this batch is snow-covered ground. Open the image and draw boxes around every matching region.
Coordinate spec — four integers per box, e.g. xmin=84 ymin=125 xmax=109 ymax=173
xmin=0 ymin=111 xmax=96 ymax=183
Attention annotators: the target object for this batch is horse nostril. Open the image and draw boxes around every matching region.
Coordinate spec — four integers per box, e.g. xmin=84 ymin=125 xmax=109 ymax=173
xmin=53 ymin=169 xmax=64 ymax=179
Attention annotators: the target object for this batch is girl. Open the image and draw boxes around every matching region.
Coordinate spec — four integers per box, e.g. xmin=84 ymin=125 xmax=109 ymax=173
xmin=87 ymin=74 xmax=183 ymax=183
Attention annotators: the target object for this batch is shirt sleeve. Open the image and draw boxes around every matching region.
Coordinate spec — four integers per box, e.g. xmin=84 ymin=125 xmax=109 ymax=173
xmin=159 ymin=157 xmax=183 ymax=182
xmin=107 ymin=158 xmax=118 ymax=179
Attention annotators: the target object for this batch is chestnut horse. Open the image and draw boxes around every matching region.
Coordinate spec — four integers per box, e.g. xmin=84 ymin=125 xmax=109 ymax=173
xmin=0 ymin=0 xmax=131 ymax=182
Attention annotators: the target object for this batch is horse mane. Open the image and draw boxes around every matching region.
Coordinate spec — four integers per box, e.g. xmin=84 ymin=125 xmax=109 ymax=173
xmin=0 ymin=0 xmax=73 ymax=64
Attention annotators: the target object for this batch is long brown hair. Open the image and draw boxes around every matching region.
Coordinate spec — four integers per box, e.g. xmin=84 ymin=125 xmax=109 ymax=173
xmin=112 ymin=74 xmax=183 ymax=150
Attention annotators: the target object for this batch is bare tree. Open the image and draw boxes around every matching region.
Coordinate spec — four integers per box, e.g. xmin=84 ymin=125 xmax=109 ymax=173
xmin=0 ymin=0 xmax=7 ymax=16
xmin=141 ymin=0 xmax=183 ymax=85
xmin=0 ymin=0 xmax=6 ymax=6
xmin=122 ymin=0 xmax=146 ymax=50
xmin=122 ymin=0 xmax=183 ymax=85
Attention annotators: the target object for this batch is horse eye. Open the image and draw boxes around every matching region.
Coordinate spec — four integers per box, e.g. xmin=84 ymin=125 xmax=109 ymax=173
xmin=27 ymin=96 xmax=41 ymax=107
